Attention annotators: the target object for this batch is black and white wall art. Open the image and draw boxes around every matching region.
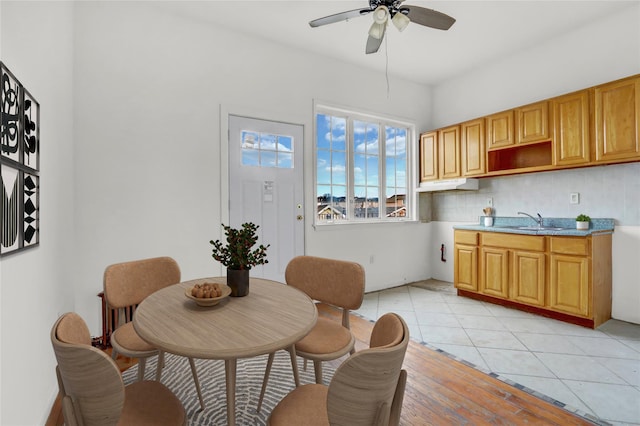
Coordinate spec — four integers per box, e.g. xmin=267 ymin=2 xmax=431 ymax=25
xmin=1 ymin=62 xmax=40 ymax=256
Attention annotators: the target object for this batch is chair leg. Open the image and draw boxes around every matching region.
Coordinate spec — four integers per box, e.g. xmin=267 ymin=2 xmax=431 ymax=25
xmin=313 ymin=360 xmax=323 ymax=385
xmin=137 ymin=357 xmax=146 ymax=381
xmin=155 ymin=351 xmax=165 ymax=381
xmin=257 ymin=352 xmax=275 ymax=413
xmin=188 ymin=357 xmax=205 ymax=410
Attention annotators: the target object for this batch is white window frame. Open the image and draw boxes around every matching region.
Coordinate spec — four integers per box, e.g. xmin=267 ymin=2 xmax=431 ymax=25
xmin=313 ymin=102 xmax=416 ymax=226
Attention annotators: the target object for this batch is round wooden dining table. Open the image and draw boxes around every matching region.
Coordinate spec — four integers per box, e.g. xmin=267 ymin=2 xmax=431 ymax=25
xmin=133 ymin=276 xmax=317 ymax=426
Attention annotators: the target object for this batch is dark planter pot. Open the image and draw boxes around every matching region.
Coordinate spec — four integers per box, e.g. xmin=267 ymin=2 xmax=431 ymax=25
xmin=227 ymin=268 xmax=250 ymax=297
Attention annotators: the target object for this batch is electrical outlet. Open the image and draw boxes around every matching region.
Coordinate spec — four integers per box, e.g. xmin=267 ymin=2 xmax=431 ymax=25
xmin=570 ymin=193 xmax=580 ymax=204
xmin=369 ymin=255 xmax=374 ymax=264
xmin=487 ymin=198 xmax=493 ymax=207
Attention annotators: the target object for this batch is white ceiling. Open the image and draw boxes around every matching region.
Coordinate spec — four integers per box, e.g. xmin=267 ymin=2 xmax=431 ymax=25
xmin=153 ymin=1 xmax=638 ymax=86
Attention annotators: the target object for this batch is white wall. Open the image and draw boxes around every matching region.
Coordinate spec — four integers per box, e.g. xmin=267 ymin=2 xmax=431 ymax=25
xmin=72 ymin=1 xmax=432 ymax=332
xmin=0 ymin=1 xmax=75 ymax=424
xmin=428 ymin=3 xmax=640 ymax=323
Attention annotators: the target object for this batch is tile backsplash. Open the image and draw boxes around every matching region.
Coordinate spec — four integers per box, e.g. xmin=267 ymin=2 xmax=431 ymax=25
xmin=427 ymin=162 xmax=640 ymax=226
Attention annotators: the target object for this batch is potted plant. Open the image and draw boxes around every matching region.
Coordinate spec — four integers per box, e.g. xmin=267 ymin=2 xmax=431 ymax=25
xmin=576 ymin=214 xmax=590 ymax=230
xmin=482 ymin=207 xmax=494 ymax=227
xmin=210 ymin=222 xmax=270 ymax=297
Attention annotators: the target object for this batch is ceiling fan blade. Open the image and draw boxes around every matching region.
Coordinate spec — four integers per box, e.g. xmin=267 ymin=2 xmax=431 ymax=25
xmin=403 ymin=6 xmax=456 ymax=30
xmin=309 ymin=8 xmax=372 ymax=28
xmin=366 ymin=28 xmax=386 ymax=54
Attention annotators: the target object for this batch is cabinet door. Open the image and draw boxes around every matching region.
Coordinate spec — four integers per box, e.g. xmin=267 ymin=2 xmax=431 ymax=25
xmin=461 ymin=119 xmax=486 ymax=176
xmin=438 ymin=126 xmax=461 ymax=178
xmin=511 ymin=250 xmax=545 ymax=307
xmin=549 ymin=254 xmax=590 ymax=317
xmin=480 ymin=247 xmax=509 ymax=298
xmin=454 ymin=244 xmax=478 ymax=291
xmin=419 ymin=132 xmax=438 ymax=181
xmin=516 ymin=101 xmax=550 ymax=144
xmin=594 ymin=76 xmax=640 ymax=162
xmin=486 ymin=110 xmax=514 ymax=150
xmin=553 ymin=91 xmax=590 ymax=166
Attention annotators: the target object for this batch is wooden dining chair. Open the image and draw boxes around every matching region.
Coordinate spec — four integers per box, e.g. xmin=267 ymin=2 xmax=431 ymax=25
xmin=258 ymin=255 xmax=365 ymax=411
xmin=51 ymin=312 xmax=187 ymax=426
xmin=267 ymin=312 xmax=410 ymax=426
xmin=103 ymin=256 xmax=204 ymax=408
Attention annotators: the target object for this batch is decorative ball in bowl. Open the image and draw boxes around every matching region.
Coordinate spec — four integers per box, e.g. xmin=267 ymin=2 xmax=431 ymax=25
xmin=185 ymin=282 xmax=231 ymax=307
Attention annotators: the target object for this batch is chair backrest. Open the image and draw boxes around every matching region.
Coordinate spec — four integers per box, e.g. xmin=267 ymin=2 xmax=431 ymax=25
xmin=103 ymin=256 xmax=181 ymax=309
xmin=285 ymin=256 xmax=365 ymax=310
xmin=370 ymin=312 xmax=404 ymax=349
xmin=51 ymin=313 xmax=126 ymax=426
xmin=326 ymin=313 xmax=409 ymax=426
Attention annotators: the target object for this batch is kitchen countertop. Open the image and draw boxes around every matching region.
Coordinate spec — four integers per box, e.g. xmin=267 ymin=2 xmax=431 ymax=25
xmin=454 ymin=217 xmax=615 ymax=236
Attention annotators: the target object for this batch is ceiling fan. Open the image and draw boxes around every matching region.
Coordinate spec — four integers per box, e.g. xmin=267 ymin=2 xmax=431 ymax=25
xmin=309 ymin=0 xmax=456 ymax=54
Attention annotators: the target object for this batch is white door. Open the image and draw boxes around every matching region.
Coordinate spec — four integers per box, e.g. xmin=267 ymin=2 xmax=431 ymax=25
xmin=228 ymin=115 xmax=304 ymax=283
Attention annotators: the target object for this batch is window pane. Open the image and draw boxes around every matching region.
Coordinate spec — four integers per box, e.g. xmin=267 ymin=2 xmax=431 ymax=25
xmin=261 ymin=151 xmax=276 ymax=168
xmin=331 ymin=117 xmax=346 ymax=151
xmin=316 ymin=114 xmax=331 ymax=150
xmin=317 ymin=150 xmax=331 ymax=185
xmin=260 ymin=134 xmax=277 ymax=151
xmin=331 ymin=151 xmax=346 ymax=185
xmin=278 ymin=152 xmax=293 ymax=168
xmin=353 ymin=153 xmax=366 ymax=185
xmin=278 ymin=135 xmax=293 ymax=152
xmin=366 ymin=155 xmax=378 ymax=186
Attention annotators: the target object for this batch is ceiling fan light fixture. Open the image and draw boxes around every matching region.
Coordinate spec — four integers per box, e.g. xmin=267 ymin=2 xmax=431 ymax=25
xmin=372 ymin=5 xmax=389 ymax=24
xmin=391 ymin=12 xmax=410 ymax=32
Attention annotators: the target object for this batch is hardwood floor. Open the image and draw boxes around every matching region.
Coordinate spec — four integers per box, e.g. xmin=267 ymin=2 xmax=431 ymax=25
xmin=47 ymin=305 xmax=595 ymax=425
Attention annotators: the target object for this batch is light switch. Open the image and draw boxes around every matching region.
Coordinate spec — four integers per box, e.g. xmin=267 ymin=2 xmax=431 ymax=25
xmin=570 ymin=193 xmax=579 ymax=204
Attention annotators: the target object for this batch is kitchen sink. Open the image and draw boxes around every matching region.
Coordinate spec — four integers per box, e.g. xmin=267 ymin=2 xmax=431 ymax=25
xmin=496 ymin=225 xmax=570 ymax=231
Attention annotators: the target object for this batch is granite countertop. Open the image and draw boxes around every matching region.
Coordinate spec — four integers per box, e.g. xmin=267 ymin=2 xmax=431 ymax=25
xmin=454 ymin=217 xmax=615 ymax=236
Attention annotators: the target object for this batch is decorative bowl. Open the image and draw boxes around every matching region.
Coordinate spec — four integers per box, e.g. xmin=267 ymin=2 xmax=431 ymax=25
xmin=185 ymin=284 xmax=231 ymax=307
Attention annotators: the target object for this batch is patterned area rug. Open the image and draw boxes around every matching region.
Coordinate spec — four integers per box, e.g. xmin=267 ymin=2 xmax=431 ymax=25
xmin=122 ymin=350 xmax=335 ymax=425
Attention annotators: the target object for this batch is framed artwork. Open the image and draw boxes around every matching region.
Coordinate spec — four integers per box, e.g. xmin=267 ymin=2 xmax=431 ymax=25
xmin=1 ymin=63 xmax=22 ymax=165
xmin=0 ymin=62 xmax=40 ymax=256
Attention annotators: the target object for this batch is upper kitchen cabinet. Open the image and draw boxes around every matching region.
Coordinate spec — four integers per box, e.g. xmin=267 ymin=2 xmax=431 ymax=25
xmin=438 ymin=125 xmax=461 ymax=179
xmin=419 ymin=131 xmax=438 ymax=181
xmin=486 ymin=110 xmax=514 ymax=150
xmin=515 ymin=101 xmax=550 ymax=144
xmin=461 ymin=119 xmax=486 ymax=176
xmin=417 ymin=74 xmax=639 ymax=186
xmin=553 ymin=90 xmax=590 ymax=166
xmin=594 ymin=75 xmax=640 ymax=163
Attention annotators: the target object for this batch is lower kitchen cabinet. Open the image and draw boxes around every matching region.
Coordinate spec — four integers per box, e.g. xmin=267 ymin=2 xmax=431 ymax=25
xmin=480 ymin=247 xmax=509 ymax=298
xmin=511 ymin=250 xmax=546 ymax=307
xmin=549 ymin=254 xmax=589 ymax=316
xmin=454 ymin=231 xmax=478 ymax=292
xmin=454 ymin=230 xmax=612 ymax=328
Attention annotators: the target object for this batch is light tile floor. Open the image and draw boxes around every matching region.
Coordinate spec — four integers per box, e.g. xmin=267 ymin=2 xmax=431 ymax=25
xmin=354 ymin=279 xmax=640 ymax=425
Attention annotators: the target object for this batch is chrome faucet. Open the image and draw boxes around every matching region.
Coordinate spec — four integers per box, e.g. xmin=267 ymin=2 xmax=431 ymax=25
xmin=518 ymin=211 xmax=543 ymax=227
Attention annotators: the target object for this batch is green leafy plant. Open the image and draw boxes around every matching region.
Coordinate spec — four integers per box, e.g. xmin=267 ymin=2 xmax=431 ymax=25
xmin=576 ymin=214 xmax=591 ymax=222
xmin=210 ymin=223 xmax=270 ymax=270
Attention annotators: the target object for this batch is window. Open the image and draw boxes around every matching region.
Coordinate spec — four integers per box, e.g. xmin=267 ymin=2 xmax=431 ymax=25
xmin=315 ymin=105 xmax=414 ymax=224
xmin=241 ymin=130 xmax=293 ymax=168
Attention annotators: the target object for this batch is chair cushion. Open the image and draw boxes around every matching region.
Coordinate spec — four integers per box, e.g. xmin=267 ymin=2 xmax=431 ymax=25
xmin=295 ymin=317 xmax=353 ymax=356
xmin=111 ymin=322 xmax=156 ymax=353
xmin=119 ymin=380 xmax=185 ymax=425
xmin=268 ymin=384 xmax=329 ymax=426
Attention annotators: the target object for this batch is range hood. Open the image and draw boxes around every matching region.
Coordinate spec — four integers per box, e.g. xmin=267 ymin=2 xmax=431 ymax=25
xmin=417 ymin=178 xmax=479 ymax=192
